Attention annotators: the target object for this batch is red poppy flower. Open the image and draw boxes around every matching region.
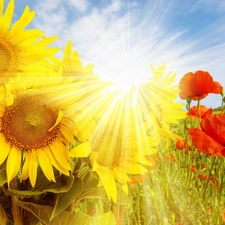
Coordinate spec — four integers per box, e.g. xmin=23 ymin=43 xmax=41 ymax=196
xmin=127 ymin=174 xmax=148 ymax=185
xmin=175 ymin=139 xmax=186 ymax=149
xmin=201 ymin=165 xmax=207 ymax=170
xmin=190 ymin=165 xmax=197 ymax=173
xmin=161 ymin=153 xmax=175 ymax=162
xmin=190 ymin=165 xmax=206 ymax=173
xmin=197 ymin=174 xmax=221 ymax=189
xmin=187 ymin=105 xmax=212 ymax=120
xmin=188 ymin=114 xmax=225 ymax=156
xmin=179 ymin=70 xmax=223 ymax=100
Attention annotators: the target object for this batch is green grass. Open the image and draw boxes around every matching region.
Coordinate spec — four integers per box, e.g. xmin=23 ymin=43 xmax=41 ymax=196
xmin=79 ymin=112 xmax=225 ymax=225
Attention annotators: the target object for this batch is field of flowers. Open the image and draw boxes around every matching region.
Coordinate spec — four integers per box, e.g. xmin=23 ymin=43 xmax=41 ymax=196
xmin=0 ymin=0 xmax=225 ymax=224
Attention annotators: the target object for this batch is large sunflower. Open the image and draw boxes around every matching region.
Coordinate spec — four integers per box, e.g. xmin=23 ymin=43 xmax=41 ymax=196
xmin=42 ymin=40 xmax=113 ymax=119
xmin=0 ymin=69 xmax=91 ymax=187
xmin=70 ymin=100 xmax=158 ymax=203
xmin=45 ymin=41 xmax=114 ymax=138
xmin=137 ymin=64 xmax=186 ymax=146
xmin=0 ymin=0 xmax=59 ymax=84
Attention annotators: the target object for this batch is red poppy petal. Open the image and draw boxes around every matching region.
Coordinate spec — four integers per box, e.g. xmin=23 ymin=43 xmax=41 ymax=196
xmin=175 ymin=139 xmax=186 ymax=149
xmin=211 ymin=81 xmax=223 ymax=94
xmin=179 ymin=71 xmax=214 ymax=100
xmin=191 ymin=93 xmax=208 ymax=100
xmin=188 ymin=128 xmax=223 ymax=156
xmin=187 ymin=105 xmax=212 ymax=119
xmin=201 ymin=108 xmax=212 ymax=118
xmin=179 ymin=72 xmax=195 ymax=99
xmin=200 ymin=114 xmax=225 ymax=145
xmin=194 ymin=71 xmax=213 ymax=96
xmin=187 ymin=106 xmax=197 ymax=116
xmin=221 ymin=149 xmax=225 ymax=157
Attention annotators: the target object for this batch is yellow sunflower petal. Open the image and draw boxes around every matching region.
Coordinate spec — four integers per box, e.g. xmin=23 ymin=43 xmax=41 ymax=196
xmin=130 ymin=136 xmax=158 ymax=154
xmin=69 ymin=142 xmax=91 ymax=157
xmin=121 ymin=183 xmax=129 ymax=195
xmin=29 ymin=150 xmax=38 ymax=187
xmin=0 ymin=133 xmax=10 ymax=164
xmin=63 ymin=40 xmax=72 ymax=60
xmin=15 ymin=30 xmax=44 ymax=48
xmin=97 ymin=169 xmax=117 ymax=202
xmin=47 ymin=150 xmax=70 ymax=176
xmin=112 ymin=167 xmax=130 ymax=183
xmin=26 ymin=36 xmax=58 ymax=51
xmin=7 ymin=6 xmax=35 ymax=38
xmin=1 ymin=0 xmax=14 ymax=34
xmin=49 ymin=140 xmax=71 ymax=170
xmin=0 ymin=85 xmax=7 ymax=103
xmin=0 ymin=0 xmax=4 ymax=16
xmin=6 ymin=146 xmax=21 ymax=184
xmin=37 ymin=148 xmax=55 ymax=182
xmin=60 ymin=123 xmax=75 ymax=144
xmin=130 ymin=154 xmax=153 ymax=166
xmin=21 ymin=151 xmax=30 ymax=181
xmin=48 ymin=109 xmax=63 ymax=132
xmin=122 ymin=162 xmax=148 ymax=175
xmin=0 ymin=0 xmax=59 ymax=84
xmin=89 ymin=151 xmax=99 ymax=171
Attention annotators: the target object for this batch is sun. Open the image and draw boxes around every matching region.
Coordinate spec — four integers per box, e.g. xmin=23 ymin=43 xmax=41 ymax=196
xmin=95 ymin=60 xmax=152 ymax=93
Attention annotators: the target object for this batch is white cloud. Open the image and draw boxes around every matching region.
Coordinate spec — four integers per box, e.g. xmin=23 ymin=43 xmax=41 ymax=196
xmin=32 ymin=0 xmax=68 ymax=45
xmin=34 ymin=0 xmax=62 ymax=13
xmin=30 ymin=0 xmax=225 ymax=107
xmin=102 ymin=0 xmax=122 ymax=14
xmin=68 ymin=0 xmax=89 ymax=12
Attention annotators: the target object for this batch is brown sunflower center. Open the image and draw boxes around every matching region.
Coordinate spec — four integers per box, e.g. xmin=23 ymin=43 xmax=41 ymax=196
xmin=1 ymin=95 xmax=60 ymax=150
xmin=92 ymin=131 xmax=125 ymax=169
xmin=0 ymin=38 xmax=18 ymax=82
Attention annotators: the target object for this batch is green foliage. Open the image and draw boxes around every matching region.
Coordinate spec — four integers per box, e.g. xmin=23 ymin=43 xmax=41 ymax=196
xmin=16 ymin=198 xmax=76 ymax=225
xmin=51 ymin=177 xmax=82 ymax=219
xmin=8 ymin=174 xmax=74 ymax=198
xmin=2 ymin=106 xmax=225 ymax=225
xmin=74 ymin=211 xmax=116 ymax=225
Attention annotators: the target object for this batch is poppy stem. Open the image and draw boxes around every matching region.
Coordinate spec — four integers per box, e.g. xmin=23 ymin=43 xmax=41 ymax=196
xmin=202 ymin=157 xmax=217 ymax=201
xmin=221 ymin=91 xmax=224 ymax=113
xmin=196 ymin=97 xmax=200 ymax=118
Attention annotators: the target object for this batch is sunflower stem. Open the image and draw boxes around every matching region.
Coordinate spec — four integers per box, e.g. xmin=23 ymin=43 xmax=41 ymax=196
xmin=11 ymin=195 xmax=24 ymax=225
xmin=11 ymin=179 xmax=24 ymax=225
xmin=73 ymin=158 xmax=82 ymax=177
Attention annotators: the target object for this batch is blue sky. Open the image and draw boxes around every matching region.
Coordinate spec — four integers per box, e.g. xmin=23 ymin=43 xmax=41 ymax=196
xmin=11 ymin=0 xmax=225 ymax=109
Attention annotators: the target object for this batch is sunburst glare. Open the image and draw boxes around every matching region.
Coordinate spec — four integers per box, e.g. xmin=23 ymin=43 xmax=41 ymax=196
xmin=96 ymin=55 xmax=152 ymax=92
xmin=1 ymin=0 xmax=225 ymax=224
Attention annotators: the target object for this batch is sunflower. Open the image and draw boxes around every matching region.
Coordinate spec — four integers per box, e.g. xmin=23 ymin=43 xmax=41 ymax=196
xmin=62 ymin=40 xmax=94 ymax=80
xmin=0 ymin=0 xmax=59 ymax=84
xmin=41 ymin=40 xmax=113 ymax=120
xmin=137 ymin=64 xmax=186 ymax=145
xmin=43 ymin=40 xmax=114 ymax=136
xmin=70 ymin=100 xmax=158 ymax=203
xmin=0 ymin=68 xmax=92 ymax=187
